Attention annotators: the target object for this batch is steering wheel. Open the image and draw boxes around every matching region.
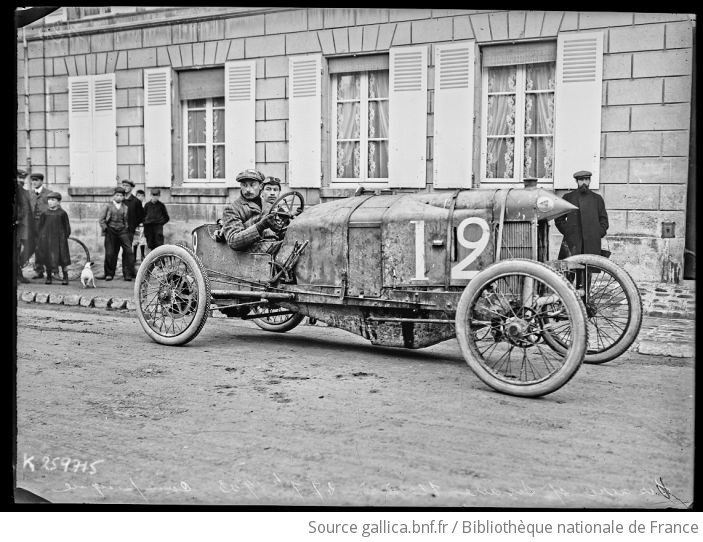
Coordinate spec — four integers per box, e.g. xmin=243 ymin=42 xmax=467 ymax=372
xmin=267 ymin=191 xmax=305 ymax=232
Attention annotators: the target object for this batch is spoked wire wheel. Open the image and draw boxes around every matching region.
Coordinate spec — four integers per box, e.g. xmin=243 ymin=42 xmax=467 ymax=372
xmin=251 ymin=305 xmax=305 ymax=332
xmin=543 ymin=254 xmax=642 ymax=364
xmin=134 ymin=244 xmax=210 ymax=345
xmin=455 ymin=259 xmax=587 ymax=397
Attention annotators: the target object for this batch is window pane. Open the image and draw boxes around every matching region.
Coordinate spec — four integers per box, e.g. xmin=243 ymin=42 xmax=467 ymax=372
xmin=487 ymin=66 xmax=516 ymax=92
xmin=368 ymin=71 xmax=389 ymax=99
xmin=368 ymin=101 xmax=389 ymax=139
xmin=486 ymin=95 xmax=516 ymax=136
xmin=524 ymin=93 xmax=555 ymax=134
xmin=188 ymin=146 xmax=206 ymax=178
xmin=187 ymin=110 xmax=206 ymax=143
xmin=337 ymin=141 xmax=360 ymax=178
xmin=337 ymin=102 xmax=360 ymax=139
xmin=212 ymin=96 xmax=225 ymax=108
xmin=212 ymin=108 xmax=224 ymax=143
xmin=213 ymin=146 xmax=225 ymax=178
xmin=368 ymin=141 xmax=388 ymax=178
xmin=525 ymin=63 xmax=556 ymax=91
xmin=187 ymin=99 xmax=206 ymax=109
xmin=337 ymin=74 xmax=360 ymax=100
xmin=524 ymin=137 xmax=553 ymax=179
xmin=485 ymin=137 xmax=514 ymax=179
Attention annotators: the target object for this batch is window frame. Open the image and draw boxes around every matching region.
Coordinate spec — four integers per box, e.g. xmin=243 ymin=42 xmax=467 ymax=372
xmin=181 ymin=97 xmax=226 ymax=184
xmin=330 ymin=70 xmax=390 ymax=187
xmin=479 ymin=62 xmax=556 ymax=187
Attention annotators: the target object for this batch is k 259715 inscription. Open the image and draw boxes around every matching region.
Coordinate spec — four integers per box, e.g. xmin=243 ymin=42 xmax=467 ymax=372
xmin=22 ymin=453 xmax=104 ymax=475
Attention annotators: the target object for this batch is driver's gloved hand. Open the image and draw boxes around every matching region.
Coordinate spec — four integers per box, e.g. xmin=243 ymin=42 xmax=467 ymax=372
xmin=294 ymin=206 xmax=303 ymax=216
xmin=255 ymin=214 xmax=276 ymax=234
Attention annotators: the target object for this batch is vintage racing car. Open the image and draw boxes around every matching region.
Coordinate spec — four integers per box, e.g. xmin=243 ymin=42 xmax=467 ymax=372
xmin=134 ymin=185 xmax=642 ymax=398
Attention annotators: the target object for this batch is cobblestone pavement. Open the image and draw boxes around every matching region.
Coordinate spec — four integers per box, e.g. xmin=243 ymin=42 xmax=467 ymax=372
xmin=633 ymin=316 xmax=696 ymax=358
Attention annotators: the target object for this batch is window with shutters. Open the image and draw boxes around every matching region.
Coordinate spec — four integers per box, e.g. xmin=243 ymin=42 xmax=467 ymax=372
xmin=331 ymin=70 xmax=390 ymax=183
xmin=182 ymin=97 xmax=226 ymax=182
xmin=479 ymin=42 xmax=558 ymax=185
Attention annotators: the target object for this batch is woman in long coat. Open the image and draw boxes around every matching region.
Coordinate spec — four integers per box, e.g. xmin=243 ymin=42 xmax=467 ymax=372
xmin=36 ymin=191 xmax=71 ymax=284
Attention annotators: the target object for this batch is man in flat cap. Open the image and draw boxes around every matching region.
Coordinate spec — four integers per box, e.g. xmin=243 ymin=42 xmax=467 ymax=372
xmin=120 ymin=179 xmax=145 ymax=274
xmin=98 ymin=186 xmax=136 ymax=281
xmin=220 ymin=169 xmax=284 ymax=253
xmin=14 ymin=169 xmax=32 ymax=282
xmin=555 ymin=170 xmax=609 ymax=259
xmin=28 ymin=172 xmax=51 ymax=279
xmin=261 ymin=176 xmax=282 ymax=212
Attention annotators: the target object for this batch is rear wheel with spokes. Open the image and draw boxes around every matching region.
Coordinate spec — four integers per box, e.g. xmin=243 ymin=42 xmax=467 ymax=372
xmin=455 ymin=259 xmax=587 ymax=397
xmin=543 ymin=254 xmax=642 ymax=364
xmin=134 ymin=244 xmax=210 ymax=346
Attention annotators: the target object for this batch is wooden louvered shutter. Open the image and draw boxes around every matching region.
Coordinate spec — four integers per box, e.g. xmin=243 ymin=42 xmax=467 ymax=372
xmin=91 ymin=74 xmax=117 ymax=186
xmin=553 ymin=31 xmax=603 ymax=189
xmin=144 ymin=68 xmax=172 ymax=188
xmin=224 ymin=60 xmax=256 ymax=186
xmin=288 ymin=54 xmax=321 ymax=188
xmin=433 ymin=41 xmax=475 ymax=189
xmin=68 ymin=76 xmax=93 ymax=186
xmin=389 ymin=46 xmax=428 ymax=188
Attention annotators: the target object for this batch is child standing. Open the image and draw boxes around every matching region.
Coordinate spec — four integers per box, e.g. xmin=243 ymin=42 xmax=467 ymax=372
xmin=36 ymin=191 xmax=71 ymax=285
xmin=132 ymin=189 xmax=146 ymax=262
xmin=143 ymin=189 xmax=170 ymax=250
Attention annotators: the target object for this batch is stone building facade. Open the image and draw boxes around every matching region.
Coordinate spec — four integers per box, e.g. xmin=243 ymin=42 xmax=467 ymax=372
xmin=16 ymin=8 xmax=695 ymax=282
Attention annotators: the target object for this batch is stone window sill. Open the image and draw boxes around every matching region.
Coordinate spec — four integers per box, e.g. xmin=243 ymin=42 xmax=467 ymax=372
xmin=171 ymin=187 xmax=229 ymax=197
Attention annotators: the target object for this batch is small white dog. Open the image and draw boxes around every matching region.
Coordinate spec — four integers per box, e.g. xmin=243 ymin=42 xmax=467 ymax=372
xmin=80 ymin=262 xmax=96 ymax=288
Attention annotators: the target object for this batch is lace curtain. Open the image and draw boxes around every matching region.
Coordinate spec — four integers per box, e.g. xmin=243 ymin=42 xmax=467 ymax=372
xmin=212 ymin=98 xmax=225 ymax=179
xmin=187 ymin=100 xmax=206 ymax=179
xmin=485 ymin=63 xmax=555 ymax=180
xmin=187 ymin=98 xmax=226 ymax=180
xmin=336 ymin=71 xmax=389 ymax=179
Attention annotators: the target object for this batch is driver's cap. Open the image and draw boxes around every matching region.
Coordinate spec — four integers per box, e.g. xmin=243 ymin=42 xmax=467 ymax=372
xmin=262 ymin=176 xmax=281 ymax=187
xmin=235 ymin=169 xmax=265 ymax=183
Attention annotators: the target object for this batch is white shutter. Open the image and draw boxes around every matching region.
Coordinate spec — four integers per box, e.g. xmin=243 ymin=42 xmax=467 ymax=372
xmin=288 ymin=54 xmax=321 ymax=188
xmin=91 ymin=74 xmax=117 ymax=187
xmin=224 ymin=60 xmax=256 ymax=186
xmin=553 ymin=31 xmax=603 ymax=189
xmin=144 ymin=68 xmax=172 ymax=188
xmin=68 ymin=76 xmax=93 ymax=186
xmin=433 ymin=41 xmax=475 ymax=189
xmin=389 ymin=46 xmax=428 ymax=188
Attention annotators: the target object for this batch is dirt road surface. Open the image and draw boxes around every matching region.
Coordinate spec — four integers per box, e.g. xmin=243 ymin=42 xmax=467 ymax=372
xmin=15 ymin=304 xmax=694 ymax=507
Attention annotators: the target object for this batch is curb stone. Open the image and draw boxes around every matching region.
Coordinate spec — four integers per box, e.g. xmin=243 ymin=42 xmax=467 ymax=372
xmin=79 ymin=296 xmax=94 ymax=307
xmin=111 ymin=298 xmax=128 ymax=310
xmin=63 ymin=294 xmax=81 ymax=306
xmin=93 ymin=297 xmax=111 ymax=309
xmin=21 ymin=291 xmax=36 ymax=303
xmin=49 ymin=293 xmax=65 ymax=305
xmin=35 ymin=292 xmax=49 ymax=303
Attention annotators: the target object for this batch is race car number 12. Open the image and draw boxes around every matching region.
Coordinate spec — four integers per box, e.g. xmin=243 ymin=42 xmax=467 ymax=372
xmin=410 ymin=217 xmax=490 ymax=280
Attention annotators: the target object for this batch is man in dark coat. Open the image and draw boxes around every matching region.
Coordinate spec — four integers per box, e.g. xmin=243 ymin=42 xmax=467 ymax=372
xmin=14 ymin=169 xmax=33 ymax=283
xmin=142 ymin=189 xmax=170 ymax=250
xmin=555 ymin=170 xmax=609 ymax=259
xmin=98 ymin=186 xmax=135 ymax=281
xmin=36 ymin=191 xmax=72 ymax=285
xmin=28 ymin=172 xmax=51 ymax=278
xmin=121 ymin=179 xmax=144 ymax=275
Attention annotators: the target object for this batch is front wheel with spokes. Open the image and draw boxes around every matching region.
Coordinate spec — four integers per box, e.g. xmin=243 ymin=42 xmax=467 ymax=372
xmin=134 ymin=244 xmax=210 ymax=346
xmin=455 ymin=259 xmax=587 ymax=398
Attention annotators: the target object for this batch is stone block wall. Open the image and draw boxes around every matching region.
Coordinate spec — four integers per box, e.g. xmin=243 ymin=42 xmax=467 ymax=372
xmin=17 ymin=9 xmax=694 ymax=282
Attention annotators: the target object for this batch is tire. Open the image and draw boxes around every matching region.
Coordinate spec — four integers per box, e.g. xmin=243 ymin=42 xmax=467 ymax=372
xmin=251 ymin=306 xmax=305 ymax=332
xmin=455 ymin=259 xmax=587 ymax=398
xmin=134 ymin=244 xmax=211 ymax=346
xmin=65 ymin=237 xmax=91 ymax=280
xmin=544 ymin=254 xmax=643 ymax=364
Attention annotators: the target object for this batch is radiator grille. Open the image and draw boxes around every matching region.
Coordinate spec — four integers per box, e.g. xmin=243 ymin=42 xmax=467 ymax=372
xmin=499 ymin=221 xmax=533 ymax=260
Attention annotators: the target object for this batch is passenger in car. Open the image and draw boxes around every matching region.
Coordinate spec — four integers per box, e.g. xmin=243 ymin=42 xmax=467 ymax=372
xmin=220 ymin=169 xmax=284 ymax=253
xmin=261 ymin=176 xmax=282 ymax=213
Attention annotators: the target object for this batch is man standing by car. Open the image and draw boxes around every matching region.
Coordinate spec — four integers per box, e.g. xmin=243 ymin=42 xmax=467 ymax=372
xmin=555 ymin=170 xmax=609 ymax=259
xmin=28 ymin=172 xmax=51 ymax=279
xmin=220 ymin=169 xmax=283 ymax=253
xmin=98 ymin=186 xmax=136 ymax=281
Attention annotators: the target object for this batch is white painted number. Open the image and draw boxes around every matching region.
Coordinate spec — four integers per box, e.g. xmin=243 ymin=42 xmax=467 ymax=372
xmin=451 ymin=217 xmax=490 ymax=279
xmin=410 ymin=217 xmax=490 ymax=281
xmin=410 ymin=220 xmax=427 ymax=280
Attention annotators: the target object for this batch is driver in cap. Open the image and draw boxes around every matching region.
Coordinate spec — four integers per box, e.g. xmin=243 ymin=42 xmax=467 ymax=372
xmin=220 ymin=169 xmax=283 ymax=253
